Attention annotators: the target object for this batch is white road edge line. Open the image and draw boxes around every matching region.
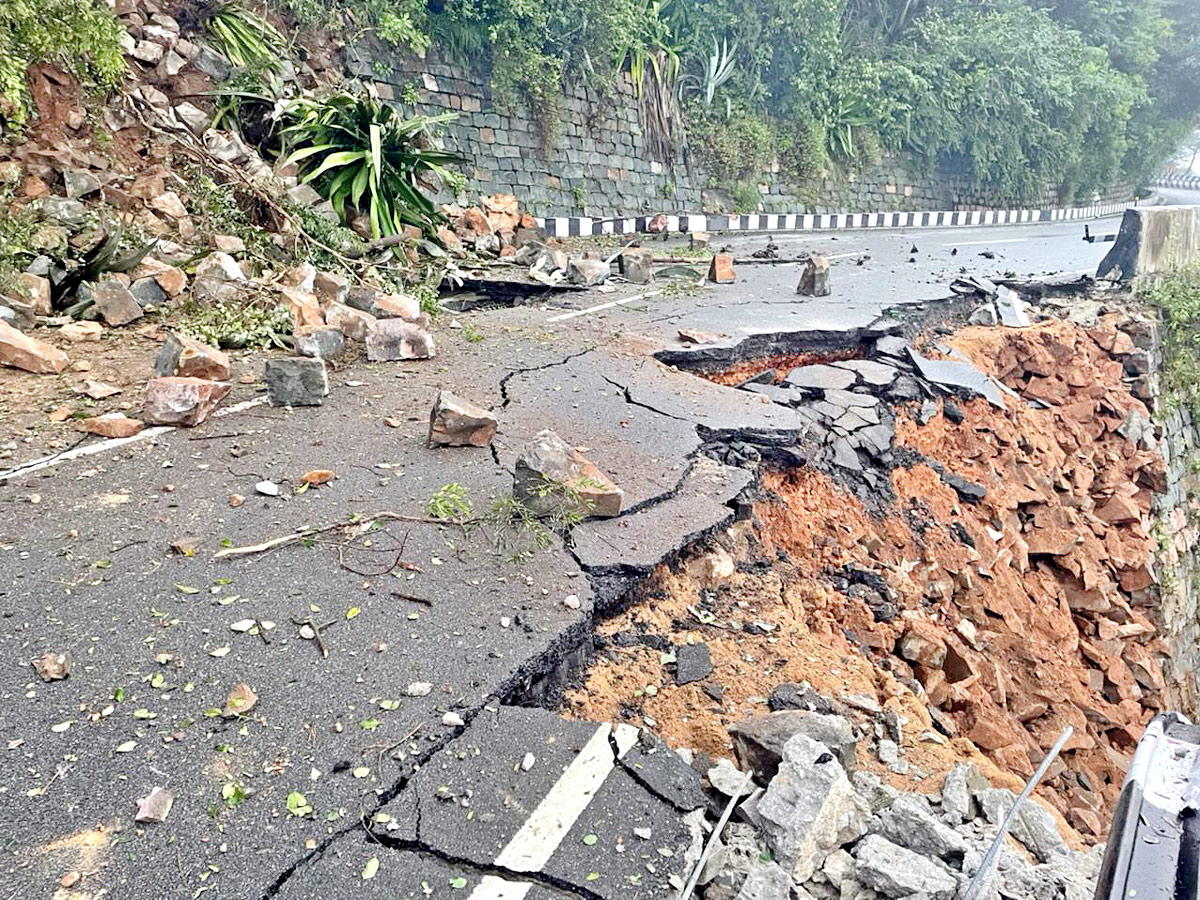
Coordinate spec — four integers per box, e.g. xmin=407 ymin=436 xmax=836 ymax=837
xmin=467 ymin=722 xmax=639 ymax=900
xmin=0 ymin=395 xmax=267 ymax=482
xmin=546 ymin=290 xmax=662 ymax=323
xmin=941 ymin=238 xmax=1030 ymax=247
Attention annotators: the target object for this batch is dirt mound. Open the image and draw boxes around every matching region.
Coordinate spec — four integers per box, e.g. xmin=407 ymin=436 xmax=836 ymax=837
xmin=566 ymin=313 xmax=1167 ymax=842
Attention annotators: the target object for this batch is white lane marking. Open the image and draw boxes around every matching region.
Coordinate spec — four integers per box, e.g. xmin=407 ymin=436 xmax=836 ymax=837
xmin=942 ymin=238 xmax=1029 ymax=247
xmin=0 ymin=395 xmax=267 ymax=482
xmin=546 ymin=290 xmax=662 ymax=323
xmin=468 ymin=722 xmax=640 ymax=898
xmin=468 ymin=876 xmax=532 ymax=900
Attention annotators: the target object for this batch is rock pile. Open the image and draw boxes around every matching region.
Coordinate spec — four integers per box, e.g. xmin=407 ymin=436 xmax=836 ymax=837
xmin=697 ymin=708 xmax=1102 ymax=900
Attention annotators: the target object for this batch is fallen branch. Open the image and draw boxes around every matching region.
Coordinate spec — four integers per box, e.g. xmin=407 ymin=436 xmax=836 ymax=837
xmin=214 ymin=511 xmax=472 ymax=559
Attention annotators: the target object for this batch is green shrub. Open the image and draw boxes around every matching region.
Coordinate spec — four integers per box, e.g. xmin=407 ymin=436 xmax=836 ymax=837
xmin=282 ymin=91 xmax=461 ymax=238
xmin=1143 ymin=266 xmax=1200 ymax=420
xmin=0 ymin=0 xmax=125 ymax=132
xmin=686 ymin=105 xmax=776 ymax=185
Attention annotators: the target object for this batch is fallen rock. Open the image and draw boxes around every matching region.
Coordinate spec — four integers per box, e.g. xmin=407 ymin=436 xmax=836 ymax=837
xmin=63 ymin=170 xmax=101 ymax=199
xmin=374 ymin=293 xmax=421 ymax=320
xmin=134 ymin=786 xmax=174 ymax=824
xmin=749 ymin=733 xmax=868 ymax=883
xmin=730 ymin=711 xmax=857 ymax=780
xmin=313 ymin=271 xmax=350 ymax=305
xmin=15 ymin=273 xmax=51 ymax=315
xmin=428 ymin=390 xmax=498 ymax=447
xmin=33 ymin=651 xmax=72 ymax=681
xmin=143 ymin=377 xmax=231 ymax=426
xmin=265 ymin=357 xmax=329 ymax=407
xmin=679 ymin=329 xmax=723 ymax=345
xmin=0 ymin=298 xmax=36 ymax=330
xmin=326 ymin=301 xmax=376 ymax=342
xmin=0 ymin=321 xmax=69 ymax=374
xmin=513 ymin=429 xmax=624 ymax=518
xmin=852 ymin=834 xmax=957 ymax=900
xmin=707 ymin=759 xmax=755 ymax=798
xmin=76 ymin=378 xmax=120 ymax=400
xmin=301 ymin=469 xmax=334 ymax=486
xmin=155 ymin=333 xmax=230 ymax=381
xmin=940 ymin=762 xmax=987 ymax=824
xmin=797 ymin=255 xmax=830 ymax=296
xmin=366 ymin=318 xmax=435 ymax=361
xmin=194 ymin=251 xmax=244 ymax=283
xmin=709 ymin=253 xmax=736 ymax=284
xmin=294 ymin=326 xmax=345 ymax=360
xmin=91 ymin=281 xmax=143 ymax=326
xmin=80 ymin=414 xmax=144 ymax=438
xmin=283 ymin=288 xmax=324 ymax=331
xmin=619 ymin=247 xmax=654 ymax=284
xmin=872 ymin=792 xmax=967 ymax=862
xmin=130 ymin=276 xmax=168 ymax=307
xmin=58 ymin=320 xmax=102 ymax=342
xmin=567 ymin=257 xmax=610 ymax=286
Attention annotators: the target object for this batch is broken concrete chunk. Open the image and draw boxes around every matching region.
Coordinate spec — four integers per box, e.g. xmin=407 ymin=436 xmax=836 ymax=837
xmin=142 ymin=376 xmax=231 ymax=426
xmin=567 ymin=257 xmax=610 ymax=286
xmin=708 ymin=253 xmax=736 ymax=284
xmin=91 ymin=281 xmax=143 ymax=326
xmin=908 ymin=348 xmax=1006 ymax=408
xmin=294 ymin=326 xmax=345 ymax=360
xmin=134 ymin=786 xmax=174 ymax=824
xmin=831 ymin=359 xmax=898 ymax=387
xmin=428 ymin=390 xmax=498 ymax=447
xmin=707 ymin=758 xmax=755 ymax=798
xmin=796 ymin=255 xmax=830 ymax=296
xmin=366 ymin=318 xmax=435 ymax=361
xmin=155 ymin=333 xmax=230 ymax=381
xmin=265 ymin=357 xmax=329 ymax=407
xmin=977 ymin=788 xmax=1068 ymax=862
xmin=730 ymin=711 xmax=857 ymax=782
xmin=852 ymin=834 xmax=957 ymax=899
xmin=996 ymin=286 xmax=1031 ymax=327
xmin=674 ymin=642 xmax=712 ymax=685
xmin=785 ymin=364 xmax=857 ymax=392
xmin=0 ymin=321 xmax=69 ymax=374
xmin=619 ymin=247 xmax=654 ymax=284
xmin=33 ymin=651 xmax=72 ymax=681
xmin=872 ymin=792 xmax=968 ymax=862
xmin=513 ymin=428 xmax=623 ymax=519
xmin=750 ymin=733 xmax=868 ymax=883
xmin=940 ymin=762 xmax=987 ymax=824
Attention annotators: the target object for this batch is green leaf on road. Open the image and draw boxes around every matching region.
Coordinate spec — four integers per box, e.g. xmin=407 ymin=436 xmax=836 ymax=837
xmin=361 ymin=857 xmax=380 ymax=880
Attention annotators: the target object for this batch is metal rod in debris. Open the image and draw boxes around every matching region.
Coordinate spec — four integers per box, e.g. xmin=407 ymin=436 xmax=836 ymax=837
xmin=679 ymin=770 xmax=755 ymax=899
xmin=962 ymin=725 xmax=1074 ymax=900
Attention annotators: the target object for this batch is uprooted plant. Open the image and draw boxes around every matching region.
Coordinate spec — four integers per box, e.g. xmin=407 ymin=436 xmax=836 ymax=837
xmin=281 ymin=91 xmax=462 ymax=239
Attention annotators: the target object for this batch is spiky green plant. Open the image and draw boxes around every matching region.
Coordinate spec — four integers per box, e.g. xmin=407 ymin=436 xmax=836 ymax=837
xmin=282 ymin=92 xmax=461 ymax=238
xmin=207 ymin=3 xmax=287 ymax=72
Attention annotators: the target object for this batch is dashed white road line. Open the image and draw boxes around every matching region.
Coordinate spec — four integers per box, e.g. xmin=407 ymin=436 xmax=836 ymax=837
xmin=941 ymin=238 xmax=1030 ymax=247
xmin=467 ymin=722 xmax=639 ymax=899
xmin=0 ymin=396 xmax=267 ymax=482
xmin=546 ymin=290 xmax=662 ymax=323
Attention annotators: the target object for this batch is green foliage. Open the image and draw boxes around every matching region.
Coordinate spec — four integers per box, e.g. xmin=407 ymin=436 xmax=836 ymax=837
xmin=0 ymin=188 xmax=41 ymax=293
xmin=208 ymin=3 xmax=288 ymax=72
xmin=178 ymin=297 xmax=292 ymax=349
xmin=1144 ymin=267 xmax=1200 ymax=421
xmin=688 ymin=105 xmax=777 ymax=184
xmin=425 ymin=483 xmax=473 ymax=520
xmin=481 ymin=478 xmax=590 ymax=561
xmin=283 ymin=91 xmax=461 ymax=238
xmin=0 ymin=0 xmax=125 ymax=132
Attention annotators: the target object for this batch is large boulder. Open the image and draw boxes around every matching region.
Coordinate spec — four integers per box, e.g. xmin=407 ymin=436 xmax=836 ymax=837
xmin=748 ymin=733 xmax=868 ymax=883
xmin=513 ymin=429 xmax=623 ymax=519
xmin=853 ymin=834 xmax=958 ymax=900
xmin=428 ymin=391 xmax=498 ymax=447
xmin=730 ymin=710 xmax=857 ymax=781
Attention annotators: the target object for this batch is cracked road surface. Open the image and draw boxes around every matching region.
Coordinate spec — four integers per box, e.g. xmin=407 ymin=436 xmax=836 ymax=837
xmin=0 ymin=206 xmax=1156 ymax=897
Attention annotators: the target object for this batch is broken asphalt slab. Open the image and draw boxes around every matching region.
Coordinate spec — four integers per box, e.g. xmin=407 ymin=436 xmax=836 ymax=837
xmin=375 ymin=706 xmax=699 ymax=900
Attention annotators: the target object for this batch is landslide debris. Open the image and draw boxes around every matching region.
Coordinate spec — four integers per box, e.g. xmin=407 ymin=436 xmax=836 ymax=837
xmin=566 ymin=308 xmax=1168 ymax=843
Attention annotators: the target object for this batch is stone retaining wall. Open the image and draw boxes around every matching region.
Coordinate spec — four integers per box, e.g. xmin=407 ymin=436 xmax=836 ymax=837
xmin=346 ymin=44 xmax=1133 ymax=218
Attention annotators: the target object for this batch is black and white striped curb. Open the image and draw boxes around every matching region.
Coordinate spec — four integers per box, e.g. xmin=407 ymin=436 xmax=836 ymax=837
xmin=536 ymin=200 xmax=1136 ymax=238
xmin=1154 ymin=174 xmax=1200 ymax=190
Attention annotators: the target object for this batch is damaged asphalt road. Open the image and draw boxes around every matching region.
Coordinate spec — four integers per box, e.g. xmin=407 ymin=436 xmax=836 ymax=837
xmin=0 ymin=213 xmax=1132 ymax=898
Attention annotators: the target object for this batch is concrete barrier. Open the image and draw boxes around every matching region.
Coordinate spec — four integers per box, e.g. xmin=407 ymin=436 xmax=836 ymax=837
xmin=1097 ymin=205 xmax=1200 ymax=283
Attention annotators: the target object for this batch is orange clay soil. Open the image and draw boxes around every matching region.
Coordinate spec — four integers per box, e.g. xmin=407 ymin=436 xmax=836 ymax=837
xmin=701 ymin=350 xmax=859 ymax=386
xmin=565 ymin=314 xmax=1168 ymax=842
